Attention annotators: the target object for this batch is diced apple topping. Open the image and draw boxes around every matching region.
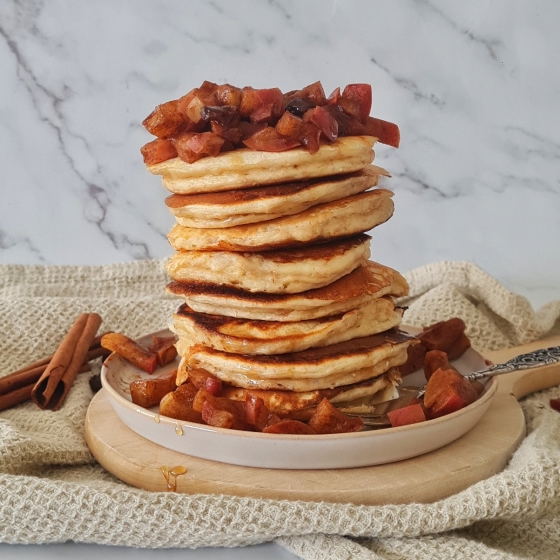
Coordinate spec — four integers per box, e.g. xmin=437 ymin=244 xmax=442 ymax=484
xmin=141 ymin=80 xmax=400 ymax=164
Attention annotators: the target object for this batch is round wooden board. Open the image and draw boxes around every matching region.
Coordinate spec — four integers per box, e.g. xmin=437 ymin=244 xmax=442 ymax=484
xmin=85 ymin=338 xmax=560 ymax=505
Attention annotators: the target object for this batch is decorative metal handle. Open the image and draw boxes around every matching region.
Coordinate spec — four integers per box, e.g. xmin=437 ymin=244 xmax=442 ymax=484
xmin=464 ymin=346 xmax=560 ymax=381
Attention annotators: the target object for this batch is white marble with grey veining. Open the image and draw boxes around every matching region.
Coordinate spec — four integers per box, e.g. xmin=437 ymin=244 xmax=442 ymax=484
xmin=1 ymin=0 xmax=559 ymax=309
xmin=1 ymin=3 xmax=559 ymax=557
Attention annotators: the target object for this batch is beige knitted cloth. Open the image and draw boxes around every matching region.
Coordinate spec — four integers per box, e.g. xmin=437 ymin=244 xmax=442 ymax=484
xmin=1 ymin=260 xmax=559 ymax=559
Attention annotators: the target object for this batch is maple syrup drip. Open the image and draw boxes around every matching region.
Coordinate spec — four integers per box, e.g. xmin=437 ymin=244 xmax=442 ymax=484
xmin=175 ymin=424 xmax=183 ymax=435
xmin=154 ymin=414 xmax=160 ymax=423
xmin=160 ymin=465 xmax=187 ymax=492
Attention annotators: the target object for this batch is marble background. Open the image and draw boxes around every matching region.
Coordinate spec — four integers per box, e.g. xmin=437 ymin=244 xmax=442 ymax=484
xmin=1 ymin=0 xmax=559 ymax=309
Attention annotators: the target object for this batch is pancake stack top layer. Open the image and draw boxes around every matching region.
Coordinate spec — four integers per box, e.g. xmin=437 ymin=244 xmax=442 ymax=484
xmin=141 ymin=80 xmax=416 ymax=419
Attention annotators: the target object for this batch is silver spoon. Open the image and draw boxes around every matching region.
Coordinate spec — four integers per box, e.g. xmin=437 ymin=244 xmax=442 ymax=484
xmin=340 ymin=345 xmax=560 ymax=428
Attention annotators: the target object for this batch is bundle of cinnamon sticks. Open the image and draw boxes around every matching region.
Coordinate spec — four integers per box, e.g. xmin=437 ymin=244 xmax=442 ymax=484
xmin=0 ymin=313 xmax=109 ymax=412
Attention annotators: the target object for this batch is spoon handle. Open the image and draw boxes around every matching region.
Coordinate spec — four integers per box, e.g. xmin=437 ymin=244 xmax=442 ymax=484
xmin=464 ymin=346 xmax=560 ymax=381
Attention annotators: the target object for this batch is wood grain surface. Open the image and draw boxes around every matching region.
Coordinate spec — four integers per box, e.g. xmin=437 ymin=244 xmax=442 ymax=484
xmin=84 ymin=335 xmax=560 ymax=505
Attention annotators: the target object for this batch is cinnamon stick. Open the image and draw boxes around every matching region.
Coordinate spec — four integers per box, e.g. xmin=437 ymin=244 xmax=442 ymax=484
xmin=4 ymin=356 xmax=53 ymax=379
xmin=31 ymin=313 xmax=103 ymax=411
xmin=1 ymin=333 xmax=105 ymax=385
xmin=0 ymin=333 xmax=108 ymax=413
xmin=0 ymin=343 xmax=107 ymax=397
xmin=0 ymin=364 xmax=92 ymax=412
xmin=1 ymin=364 xmax=49 ymax=396
xmin=0 ymin=382 xmax=36 ymax=412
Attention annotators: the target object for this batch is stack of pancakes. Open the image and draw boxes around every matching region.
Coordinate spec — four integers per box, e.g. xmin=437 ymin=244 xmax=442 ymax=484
xmin=147 ymin=135 xmax=415 ymax=417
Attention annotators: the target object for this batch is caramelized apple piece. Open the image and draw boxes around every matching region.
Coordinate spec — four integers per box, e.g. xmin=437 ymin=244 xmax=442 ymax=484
xmin=301 ymin=81 xmax=327 ymax=104
xmin=387 ymin=403 xmax=426 ymax=427
xmin=215 ymin=84 xmax=242 ymax=108
xmin=176 ymin=94 xmax=211 ymax=131
xmin=363 ymin=116 xmax=401 ymax=148
xmin=301 ymin=127 xmax=322 ymax=153
xmin=239 ymin=87 xmax=284 ymax=122
xmin=242 ymin=126 xmax=300 ymax=151
xmin=275 ymin=111 xmax=321 ymax=153
xmin=450 ymin=333 xmax=472 ymax=359
xmin=130 ymin=369 xmax=178 ymax=408
xmin=176 ymin=91 xmax=196 ymax=118
xmin=148 ymin=335 xmax=177 ymax=367
xmin=186 ymin=368 xmax=223 ymax=396
xmin=194 ymin=390 xmax=250 ymax=430
xmin=237 ymin=121 xmax=267 ymax=140
xmin=423 ymin=349 xmax=452 ymax=381
xmin=308 ymin=398 xmax=364 ymax=434
xmin=245 ymin=394 xmax=280 ymax=431
xmin=418 ymin=318 xmax=471 ymax=360
xmin=185 ymin=95 xmax=206 ymax=124
xmin=210 ymin=121 xmax=243 ymax=144
xmin=326 ymin=87 xmax=340 ymax=105
xmin=423 ymin=367 xmax=478 ymax=419
xmin=202 ymin=401 xmax=236 ymax=429
xmin=173 ymin=131 xmax=225 ymax=163
xmin=399 ymin=341 xmax=427 ymax=377
xmin=284 ymin=81 xmax=327 ymax=105
xmin=245 ymin=394 xmax=269 ymax=430
xmin=237 ymin=87 xmax=261 ymax=117
xmin=198 ymin=80 xmax=219 ymax=95
xmin=101 ymin=332 xmax=157 ymax=374
xmin=262 ymin=419 xmax=316 ymax=435
xmin=192 ymin=387 xmax=211 ymax=412
xmin=275 ymin=110 xmax=304 ymax=137
xmin=284 ymin=407 xmax=316 ymax=422
xmin=172 ymin=132 xmax=198 ymax=163
xmin=160 ymin=382 xmax=203 ymax=423
xmin=340 ymin=84 xmax=372 ymax=124
xmin=140 ymin=138 xmax=178 ymax=165
xmin=303 ymin=105 xmax=338 ymax=142
xmin=250 ymin=104 xmax=278 ymax=125
xmin=323 ymin=105 xmax=365 ymax=136
xmin=188 ymin=131 xmax=226 ymax=156
xmin=180 ymin=81 xmax=220 ymax=123
xmin=142 ymin=100 xmax=185 ymax=138
xmin=338 ymin=96 xmax=362 ymax=123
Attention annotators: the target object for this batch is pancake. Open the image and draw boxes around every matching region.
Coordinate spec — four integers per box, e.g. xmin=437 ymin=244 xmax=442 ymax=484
xmin=164 ymin=166 xmax=387 ymax=228
xmin=218 ymin=368 xmax=400 ymax=416
xmin=166 ymin=261 xmax=409 ymax=321
xmin=178 ymin=329 xmax=416 ymax=391
xmin=147 ymin=136 xmax=377 ymax=194
xmin=164 ymin=234 xmax=371 ymax=294
xmin=180 ymin=350 xmax=407 ymax=392
xmin=167 ymin=189 xmax=394 ymax=252
xmin=172 ymin=296 xmax=404 ymax=355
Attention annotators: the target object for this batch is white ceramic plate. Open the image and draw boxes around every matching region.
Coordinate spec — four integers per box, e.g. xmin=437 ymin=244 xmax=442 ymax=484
xmin=100 ymin=329 xmax=495 ymax=470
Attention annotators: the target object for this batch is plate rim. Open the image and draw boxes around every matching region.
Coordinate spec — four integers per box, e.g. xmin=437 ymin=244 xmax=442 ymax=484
xmin=100 ymin=328 xmax=497 ymax=443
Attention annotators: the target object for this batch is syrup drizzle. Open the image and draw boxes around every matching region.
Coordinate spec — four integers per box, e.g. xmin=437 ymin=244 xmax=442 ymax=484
xmin=160 ymin=465 xmax=187 ymax=492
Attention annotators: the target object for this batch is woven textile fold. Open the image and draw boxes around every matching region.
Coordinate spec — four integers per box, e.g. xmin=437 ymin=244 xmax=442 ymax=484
xmin=1 ymin=260 xmax=559 ymax=559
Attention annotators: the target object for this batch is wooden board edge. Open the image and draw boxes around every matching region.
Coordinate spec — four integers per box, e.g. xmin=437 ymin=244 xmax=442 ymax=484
xmin=84 ymin=388 xmax=527 ymax=505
